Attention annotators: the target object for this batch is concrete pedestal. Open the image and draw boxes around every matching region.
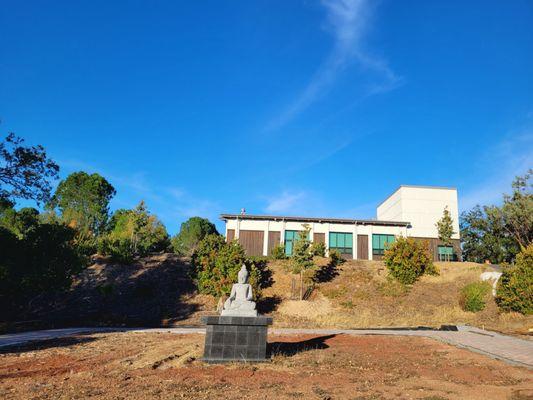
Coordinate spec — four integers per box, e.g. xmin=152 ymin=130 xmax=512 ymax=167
xmin=201 ymin=315 xmax=273 ymax=363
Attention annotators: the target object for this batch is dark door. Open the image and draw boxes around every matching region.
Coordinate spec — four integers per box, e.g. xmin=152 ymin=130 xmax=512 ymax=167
xmin=267 ymin=231 xmax=281 ymax=256
xmin=313 ymin=232 xmax=325 ymax=244
xmin=357 ymin=234 xmax=368 ymax=260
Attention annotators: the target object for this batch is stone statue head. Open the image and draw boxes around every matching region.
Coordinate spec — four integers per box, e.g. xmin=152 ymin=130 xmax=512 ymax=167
xmin=237 ymin=264 xmax=249 ymax=284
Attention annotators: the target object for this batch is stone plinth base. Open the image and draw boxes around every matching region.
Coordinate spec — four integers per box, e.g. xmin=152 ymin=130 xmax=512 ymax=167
xmin=201 ymin=315 xmax=273 ymax=363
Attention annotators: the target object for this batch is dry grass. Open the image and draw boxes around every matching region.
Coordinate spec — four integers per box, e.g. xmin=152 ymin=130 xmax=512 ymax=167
xmin=264 ymin=259 xmax=533 ymax=335
xmin=1 ymin=332 xmax=532 ymax=399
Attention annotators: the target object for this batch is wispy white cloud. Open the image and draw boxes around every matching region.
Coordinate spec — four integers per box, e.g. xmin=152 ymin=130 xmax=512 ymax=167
xmin=460 ymin=131 xmax=533 ymax=211
xmin=267 ymin=0 xmax=401 ymax=130
xmin=264 ymin=191 xmax=307 ymax=214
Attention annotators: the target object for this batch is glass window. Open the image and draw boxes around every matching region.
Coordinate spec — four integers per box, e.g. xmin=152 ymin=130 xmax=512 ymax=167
xmin=372 ymin=234 xmax=395 ymax=255
xmin=284 ymin=230 xmax=298 ymax=256
xmin=438 ymin=245 xmax=455 ymax=261
xmin=329 ymin=232 xmax=353 ymax=255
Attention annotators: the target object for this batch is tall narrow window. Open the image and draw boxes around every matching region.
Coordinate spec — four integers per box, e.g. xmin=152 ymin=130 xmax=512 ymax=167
xmin=284 ymin=230 xmax=299 ymax=256
xmin=372 ymin=234 xmax=395 ymax=256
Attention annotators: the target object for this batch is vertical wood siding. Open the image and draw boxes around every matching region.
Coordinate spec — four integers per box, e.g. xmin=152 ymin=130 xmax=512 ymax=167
xmin=226 ymin=229 xmax=235 ymax=242
xmin=238 ymin=230 xmax=264 ymax=256
xmin=313 ymin=232 xmax=325 ymax=244
xmin=357 ymin=235 xmax=369 ymax=260
xmin=267 ymin=231 xmax=281 ymax=256
xmin=411 ymin=237 xmax=462 ymax=261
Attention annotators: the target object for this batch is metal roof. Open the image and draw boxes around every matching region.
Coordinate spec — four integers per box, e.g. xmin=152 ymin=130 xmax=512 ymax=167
xmin=220 ymin=213 xmax=410 ymax=227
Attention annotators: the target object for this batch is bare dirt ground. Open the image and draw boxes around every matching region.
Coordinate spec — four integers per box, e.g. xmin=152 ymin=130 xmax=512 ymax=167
xmin=1 ymin=332 xmax=532 ymax=400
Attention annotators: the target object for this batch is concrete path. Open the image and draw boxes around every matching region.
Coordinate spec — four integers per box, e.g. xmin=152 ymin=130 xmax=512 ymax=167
xmin=1 ymin=326 xmax=531 ymax=369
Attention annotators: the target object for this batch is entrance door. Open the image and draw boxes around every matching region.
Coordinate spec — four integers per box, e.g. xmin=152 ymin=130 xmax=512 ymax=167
xmin=357 ymin=234 xmax=368 ymax=260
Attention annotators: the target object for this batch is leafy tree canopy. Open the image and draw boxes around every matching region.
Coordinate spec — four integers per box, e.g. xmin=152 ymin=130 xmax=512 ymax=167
xmin=436 ymin=206 xmax=455 ymax=246
xmin=460 ymin=170 xmax=531 ymax=263
xmin=0 ymin=204 xmax=40 ymax=239
xmin=496 ymin=244 xmax=533 ymax=315
xmin=98 ymin=201 xmax=170 ymax=262
xmin=48 ymin=171 xmax=116 ymax=236
xmin=0 ymin=133 xmax=59 ymax=204
xmin=171 ymin=216 xmax=218 ymax=256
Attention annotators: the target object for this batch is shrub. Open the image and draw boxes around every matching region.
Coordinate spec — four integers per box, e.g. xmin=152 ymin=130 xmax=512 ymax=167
xmin=383 ymin=236 xmax=436 ymax=285
xmin=328 ymin=248 xmax=342 ymax=266
xmin=97 ymin=235 xmax=135 ymax=264
xmin=0 ymin=223 xmax=86 ymax=320
xmin=289 ymin=226 xmax=314 ymax=274
xmin=270 ymin=244 xmax=286 ymax=260
xmin=310 ymin=241 xmax=326 ymax=257
xmin=496 ymin=244 xmax=533 ymax=315
xmin=192 ymin=234 xmax=263 ymax=299
xmin=460 ymin=281 xmax=491 ymax=312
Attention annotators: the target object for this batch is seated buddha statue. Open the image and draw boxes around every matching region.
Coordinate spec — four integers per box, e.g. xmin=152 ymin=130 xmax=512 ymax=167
xmin=221 ymin=265 xmax=258 ymax=317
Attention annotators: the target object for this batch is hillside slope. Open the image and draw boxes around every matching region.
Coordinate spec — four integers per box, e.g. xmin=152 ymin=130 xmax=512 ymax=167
xmin=23 ymin=254 xmax=214 ymax=328
xmin=8 ymin=255 xmax=531 ymax=336
xmin=262 ymin=259 xmax=532 ymax=335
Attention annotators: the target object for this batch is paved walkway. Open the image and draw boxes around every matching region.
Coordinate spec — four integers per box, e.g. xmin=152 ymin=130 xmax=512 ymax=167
xmin=0 ymin=326 xmax=531 ymax=368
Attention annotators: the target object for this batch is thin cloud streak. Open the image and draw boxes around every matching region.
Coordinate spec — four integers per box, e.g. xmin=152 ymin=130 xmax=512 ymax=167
xmin=264 ymin=191 xmax=307 ymax=214
xmin=267 ymin=0 xmax=402 ymax=131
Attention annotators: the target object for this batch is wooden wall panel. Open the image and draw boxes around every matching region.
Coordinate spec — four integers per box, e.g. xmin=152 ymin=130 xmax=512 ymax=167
xmin=411 ymin=237 xmax=461 ymax=261
xmin=238 ymin=230 xmax=264 ymax=256
xmin=313 ymin=232 xmax=325 ymax=244
xmin=267 ymin=231 xmax=281 ymax=256
xmin=226 ymin=229 xmax=235 ymax=243
xmin=357 ymin=234 xmax=369 ymax=260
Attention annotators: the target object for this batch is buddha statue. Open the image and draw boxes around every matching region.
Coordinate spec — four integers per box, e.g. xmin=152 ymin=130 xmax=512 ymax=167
xmin=221 ymin=265 xmax=258 ymax=317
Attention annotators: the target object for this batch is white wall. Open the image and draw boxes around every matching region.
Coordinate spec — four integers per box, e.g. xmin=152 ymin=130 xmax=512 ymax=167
xmin=377 ymin=186 xmax=460 ymax=239
xmin=225 ymin=218 xmax=407 ymax=258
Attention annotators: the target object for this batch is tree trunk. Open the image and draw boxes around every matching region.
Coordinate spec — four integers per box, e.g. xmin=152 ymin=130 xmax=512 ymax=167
xmin=300 ymin=270 xmax=304 ymax=300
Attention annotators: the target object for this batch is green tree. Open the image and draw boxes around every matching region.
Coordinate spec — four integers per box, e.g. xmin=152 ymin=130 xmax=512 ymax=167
xmin=0 ymin=205 xmax=40 ymax=238
xmin=0 ymin=133 xmax=59 ymax=204
xmin=436 ymin=206 xmax=455 ymax=261
xmin=290 ymin=224 xmax=314 ymax=300
xmin=383 ymin=236 xmax=436 ymax=285
xmin=48 ymin=171 xmax=116 ymax=236
xmin=460 ymin=171 xmax=531 ymax=263
xmin=171 ymin=216 xmax=218 ymax=256
xmin=0 ymin=221 xmax=85 ymax=319
xmin=496 ymin=244 xmax=533 ymax=315
xmin=499 ymin=169 xmax=532 ymax=250
xmin=192 ymin=234 xmax=263 ymax=297
xmin=98 ymin=201 xmax=170 ymax=262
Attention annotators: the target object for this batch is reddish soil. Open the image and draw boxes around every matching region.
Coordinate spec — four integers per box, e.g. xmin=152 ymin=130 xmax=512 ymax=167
xmin=1 ymin=332 xmax=531 ymax=399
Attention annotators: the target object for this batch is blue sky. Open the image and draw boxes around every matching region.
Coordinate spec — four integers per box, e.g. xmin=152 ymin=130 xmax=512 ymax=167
xmin=1 ymin=0 xmax=532 ymax=234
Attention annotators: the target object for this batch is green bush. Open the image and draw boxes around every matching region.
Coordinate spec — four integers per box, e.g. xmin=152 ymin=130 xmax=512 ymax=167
xmin=270 ymin=244 xmax=286 ymax=259
xmin=0 ymin=223 xmax=85 ymax=320
xmin=328 ymin=248 xmax=342 ymax=266
xmin=192 ymin=234 xmax=263 ymax=299
xmin=310 ymin=241 xmax=326 ymax=257
xmin=383 ymin=237 xmax=436 ymax=285
xmin=97 ymin=235 xmax=135 ymax=264
xmin=460 ymin=281 xmax=491 ymax=312
xmin=496 ymin=244 xmax=533 ymax=315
